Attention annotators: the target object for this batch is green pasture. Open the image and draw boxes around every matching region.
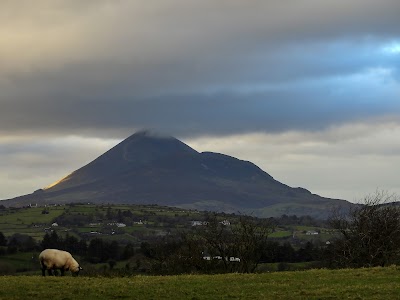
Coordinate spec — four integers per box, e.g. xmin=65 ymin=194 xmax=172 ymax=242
xmin=0 ymin=207 xmax=64 ymax=225
xmin=269 ymin=230 xmax=292 ymax=238
xmin=0 ymin=207 xmax=64 ymax=240
xmin=0 ymin=203 xmax=333 ymax=249
xmin=293 ymin=225 xmax=320 ymax=231
xmin=0 ymin=252 xmax=39 ymax=274
xmin=0 ymin=267 xmax=399 ymax=299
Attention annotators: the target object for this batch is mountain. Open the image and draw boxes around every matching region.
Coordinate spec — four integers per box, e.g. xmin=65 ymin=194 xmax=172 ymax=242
xmin=2 ymin=130 xmax=351 ymax=218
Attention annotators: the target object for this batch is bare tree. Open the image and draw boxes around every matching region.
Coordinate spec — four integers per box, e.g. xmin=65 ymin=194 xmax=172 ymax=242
xmin=329 ymin=190 xmax=400 ymax=268
xmin=232 ymin=215 xmax=274 ymax=273
xmin=145 ymin=213 xmax=275 ymax=274
xmin=195 ymin=215 xmax=234 ymax=272
xmin=197 ymin=213 xmax=275 ymax=273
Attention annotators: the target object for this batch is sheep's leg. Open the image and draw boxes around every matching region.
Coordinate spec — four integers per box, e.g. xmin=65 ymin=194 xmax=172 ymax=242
xmin=40 ymin=261 xmax=46 ymax=276
xmin=60 ymin=269 xmax=65 ymax=276
xmin=47 ymin=269 xmax=53 ymax=276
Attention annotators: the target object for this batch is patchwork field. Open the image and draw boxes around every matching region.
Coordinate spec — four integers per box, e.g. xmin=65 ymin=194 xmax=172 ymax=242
xmin=0 ymin=202 xmax=343 ymax=278
xmin=0 ymin=204 xmax=330 ymax=244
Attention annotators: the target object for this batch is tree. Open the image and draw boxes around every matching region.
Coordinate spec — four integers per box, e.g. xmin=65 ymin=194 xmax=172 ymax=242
xmin=106 ymin=207 xmax=113 ymax=220
xmin=76 ymin=239 xmax=88 ymax=256
xmin=329 ymin=191 xmax=400 ymax=268
xmin=41 ymin=231 xmax=61 ymax=250
xmin=64 ymin=234 xmax=79 ymax=254
xmin=122 ymin=242 xmax=135 ymax=260
xmin=196 ymin=214 xmax=274 ymax=273
xmin=106 ymin=240 xmax=120 ymax=260
xmin=231 ymin=216 xmax=274 ymax=273
xmin=142 ymin=238 xmax=185 ymax=274
xmin=108 ymin=260 xmax=117 ymax=270
xmin=87 ymin=238 xmax=106 ymax=263
xmin=8 ymin=234 xmax=37 ymax=252
xmin=196 ymin=215 xmax=234 ymax=272
xmin=117 ymin=210 xmax=123 ymax=222
xmin=0 ymin=232 xmax=7 ymax=247
xmin=297 ymin=241 xmax=319 ymax=262
xmin=276 ymin=242 xmax=295 ymax=263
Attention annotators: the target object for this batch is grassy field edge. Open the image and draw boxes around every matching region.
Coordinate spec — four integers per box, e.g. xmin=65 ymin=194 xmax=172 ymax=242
xmin=0 ymin=266 xmax=400 ymax=299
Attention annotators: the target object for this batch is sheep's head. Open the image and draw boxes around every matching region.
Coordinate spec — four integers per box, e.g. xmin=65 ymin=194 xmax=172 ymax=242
xmin=71 ymin=265 xmax=83 ymax=276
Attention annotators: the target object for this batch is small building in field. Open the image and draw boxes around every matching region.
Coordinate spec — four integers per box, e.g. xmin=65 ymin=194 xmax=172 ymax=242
xmin=191 ymin=221 xmax=208 ymax=226
xmin=306 ymin=230 xmax=319 ymax=235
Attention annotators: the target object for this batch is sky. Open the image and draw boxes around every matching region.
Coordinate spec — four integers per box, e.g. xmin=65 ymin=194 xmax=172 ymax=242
xmin=1 ymin=0 xmax=400 ymax=203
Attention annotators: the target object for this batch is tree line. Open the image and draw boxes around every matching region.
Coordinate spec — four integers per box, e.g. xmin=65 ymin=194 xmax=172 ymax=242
xmin=0 ymin=216 xmax=322 ymax=274
xmin=1 ymin=191 xmax=400 ymax=275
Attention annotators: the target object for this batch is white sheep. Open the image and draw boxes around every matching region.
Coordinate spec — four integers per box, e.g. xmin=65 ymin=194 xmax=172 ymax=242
xmin=39 ymin=249 xmax=82 ymax=276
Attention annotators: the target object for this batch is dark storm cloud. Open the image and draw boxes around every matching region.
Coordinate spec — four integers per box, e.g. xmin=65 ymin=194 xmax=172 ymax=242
xmin=2 ymin=82 xmax=399 ymax=139
xmin=1 ymin=0 xmax=400 ymax=139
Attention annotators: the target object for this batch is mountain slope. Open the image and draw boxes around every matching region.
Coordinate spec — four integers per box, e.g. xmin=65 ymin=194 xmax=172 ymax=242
xmin=2 ymin=131 xmax=351 ymax=218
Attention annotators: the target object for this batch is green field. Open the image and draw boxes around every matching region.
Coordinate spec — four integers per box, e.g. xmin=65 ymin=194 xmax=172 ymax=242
xmin=0 ymin=204 xmax=201 ymax=240
xmin=269 ymin=230 xmax=292 ymax=238
xmin=0 ymin=204 xmax=331 ymax=244
xmin=0 ymin=267 xmax=399 ymax=299
xmin=0 ymin=203 xmax=339 ymax=278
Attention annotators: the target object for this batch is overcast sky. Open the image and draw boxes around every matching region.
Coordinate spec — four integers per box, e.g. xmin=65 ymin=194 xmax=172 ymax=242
xmin=1 ymin=0 xmax=400 ymax=202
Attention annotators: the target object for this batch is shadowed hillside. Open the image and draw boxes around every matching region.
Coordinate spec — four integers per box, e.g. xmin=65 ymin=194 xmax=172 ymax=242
xmin=2 ymin=131 xmax=351 ymax=218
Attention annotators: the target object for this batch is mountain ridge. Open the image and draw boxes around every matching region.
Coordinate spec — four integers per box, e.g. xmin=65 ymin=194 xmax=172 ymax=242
xmin=1 ymin=130 xmax=351 ymax=218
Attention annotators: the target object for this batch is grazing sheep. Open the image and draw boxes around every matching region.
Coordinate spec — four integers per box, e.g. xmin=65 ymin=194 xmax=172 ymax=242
xmin=39 ymin=249 xmax=82 ymax=276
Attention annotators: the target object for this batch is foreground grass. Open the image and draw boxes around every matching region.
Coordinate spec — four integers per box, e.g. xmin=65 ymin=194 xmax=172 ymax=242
xmin=1 ymin=267 xmax=400 ymax=299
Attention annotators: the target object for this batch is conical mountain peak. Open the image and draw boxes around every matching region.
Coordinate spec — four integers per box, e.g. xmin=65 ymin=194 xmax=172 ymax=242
xmin=45 ymin=130 xmax=199 ymax=191
xmin=120 ymin=129 xmax=199 ymax=163
xmin=4 ymin=130 xmax=351 ymax=218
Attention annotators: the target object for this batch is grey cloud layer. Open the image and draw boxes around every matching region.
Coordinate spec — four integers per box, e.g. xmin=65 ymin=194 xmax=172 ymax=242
xmin=2 ymin=86 xmax=399 ymax=139
xmin=1 ymin=0 xmax=400 ymax=138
